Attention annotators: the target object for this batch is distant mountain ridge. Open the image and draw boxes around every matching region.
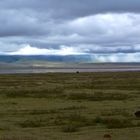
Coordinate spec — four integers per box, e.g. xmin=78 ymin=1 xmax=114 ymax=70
xmin=0 ymin=55 xmax=92 ymax=63
xmin=0 ymin=55 xmax=139 ymax=66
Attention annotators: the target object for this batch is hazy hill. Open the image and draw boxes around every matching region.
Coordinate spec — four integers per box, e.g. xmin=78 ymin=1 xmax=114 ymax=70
xmin=0 ymin=55 xmax=92 ymax=63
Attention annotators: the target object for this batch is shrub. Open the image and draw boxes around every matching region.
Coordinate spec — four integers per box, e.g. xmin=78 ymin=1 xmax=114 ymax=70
xmin=61 ymin=124 xmax=79 ymax=133
xmin=19 ymin=119 xmax=44 ymax=128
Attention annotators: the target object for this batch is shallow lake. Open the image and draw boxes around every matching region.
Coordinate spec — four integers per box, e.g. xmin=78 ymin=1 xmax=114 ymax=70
xmin=0 ymin=67 xmax=140 ymax=74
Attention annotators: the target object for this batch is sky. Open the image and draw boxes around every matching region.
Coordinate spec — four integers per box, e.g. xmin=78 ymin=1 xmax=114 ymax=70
xmin=0 ymin=0 xmax=140 ymax=62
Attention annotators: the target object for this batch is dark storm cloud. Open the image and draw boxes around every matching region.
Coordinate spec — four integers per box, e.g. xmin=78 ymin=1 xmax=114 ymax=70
xmin=0 ymin=0 xmax=140 ymax=62
xmin=0 ymin=0 xmax=140 ymax=37
xmin=1 ymin=0 xmax=140 ymax=18
xmin=0 ymin=8 xmax=53 ymax=37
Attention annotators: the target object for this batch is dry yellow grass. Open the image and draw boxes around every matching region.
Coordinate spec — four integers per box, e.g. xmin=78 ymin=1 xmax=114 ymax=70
xmin=0 ymin=72 xmax=139 ymax=140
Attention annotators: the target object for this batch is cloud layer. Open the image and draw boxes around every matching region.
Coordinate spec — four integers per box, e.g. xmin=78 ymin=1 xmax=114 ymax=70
xmin=7 ymin=45 xmax=84 ymax=55
xmin=0 ymin=44 xmax=139 ymax=62
xmin=0 ymin=0 xmax=140 ymax=62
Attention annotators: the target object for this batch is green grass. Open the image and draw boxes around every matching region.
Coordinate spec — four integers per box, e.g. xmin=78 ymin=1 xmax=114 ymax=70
xmin=94 ymin=116 xmax=133 ymax=129
xmin=61 ymin=124 xmax=79 ymax=133
xmin=0 ymin=72 xmax=139 ymax=139
xmin=19 ymin=119 xmax=45 ymax=128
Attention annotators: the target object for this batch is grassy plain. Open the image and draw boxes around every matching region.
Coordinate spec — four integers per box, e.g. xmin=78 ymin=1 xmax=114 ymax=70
xmin=0 ymin=72 xmax=139 ymax=139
